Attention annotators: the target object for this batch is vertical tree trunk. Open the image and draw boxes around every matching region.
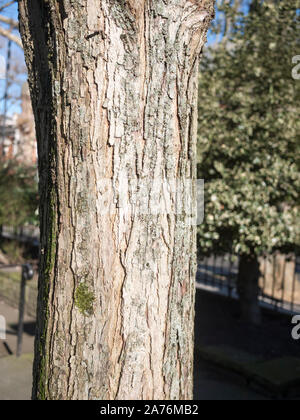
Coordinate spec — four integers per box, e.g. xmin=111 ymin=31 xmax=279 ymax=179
xmin=18 ymin=0 xmax=214 ymax=400
xmin=237 ymin=254 xmax=262 ymax=325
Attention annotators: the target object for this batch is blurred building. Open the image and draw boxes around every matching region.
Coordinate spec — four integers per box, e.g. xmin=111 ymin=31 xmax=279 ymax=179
xmin=0 ymin=83 xmax=37 ymax=165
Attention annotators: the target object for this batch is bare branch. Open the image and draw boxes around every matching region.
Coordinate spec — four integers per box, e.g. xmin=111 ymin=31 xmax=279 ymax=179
xmin=0 ymin=14 xmax=18 ymax=28
xmin=0 ymin=26 xmax=22 ymax=48
xmin=0 ymin=1 xmax=16 ymax=13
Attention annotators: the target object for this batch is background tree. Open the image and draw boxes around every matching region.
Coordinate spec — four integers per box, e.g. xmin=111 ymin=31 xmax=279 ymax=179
xmin=0 ymin=0 xmax=24 ymax=109
xmin=197 ymin=0 xmax=300 ymax=324
xmin=18 ymin=0 xmax=214 ymax=400
xmin=0 ymin=157 xmax=38 ymax=227
xmin=0 ymin=1 xmax=21 ymax=48
xmin=0 ymin=156 xmax=38 ymax=262
xmin=0 ymin=160 xmax=38 ymax=227
xmin=0 ymin=0 xmax=28 ymax=156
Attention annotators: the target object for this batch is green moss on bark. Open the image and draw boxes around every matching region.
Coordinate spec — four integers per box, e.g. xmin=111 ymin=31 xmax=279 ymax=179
xmin=75 ymin=283 xmax=95 ymax=316
xmin=36 ymin=186 xmax=57 ymax=400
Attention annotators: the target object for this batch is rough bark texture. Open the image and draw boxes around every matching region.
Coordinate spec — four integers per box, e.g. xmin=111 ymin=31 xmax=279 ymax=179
xmin=18 ymin=0 xmax=214 ymax=400
xmin=237 ymin=254 xmax=262 ymax=326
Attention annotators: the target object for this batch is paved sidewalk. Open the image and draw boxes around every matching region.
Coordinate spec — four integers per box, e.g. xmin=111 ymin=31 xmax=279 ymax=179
xmin=0 ymin=299 xmax=35 ymax=400
xmin=0 ymin=296 xmax=269 ymax=400
xmin=194 ymin=289 xmax=300 ymax=399
xmin=0 ymin=354 xmax=33 ymax=400
xmin=194 ymin=355 xmax=268 ymax=400
xmin=0 ymin=299 xmax=35 ymax=357
xmin=0 ymin=352 xmax=267 ymax=401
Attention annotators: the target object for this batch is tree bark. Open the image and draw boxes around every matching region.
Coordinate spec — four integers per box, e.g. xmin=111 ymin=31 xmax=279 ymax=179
xmin=18 ymin=0 xmax=214 ymax=400
xmin=237 ymin=254 xmax=262 ymax=325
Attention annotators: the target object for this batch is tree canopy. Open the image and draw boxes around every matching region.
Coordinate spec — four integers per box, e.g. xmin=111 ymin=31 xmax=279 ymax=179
xmin=197 ymin=0 xmax=300 ymax=256
xmin=0 ymin=158 xmax=38 ymax=227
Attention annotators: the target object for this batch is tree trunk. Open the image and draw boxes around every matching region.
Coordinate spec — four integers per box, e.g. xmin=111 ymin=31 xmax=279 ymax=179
xmin=237 ymin=254 xmax=262 ymax=325
xmin=18 ymin=0 xmax=214 ymax=400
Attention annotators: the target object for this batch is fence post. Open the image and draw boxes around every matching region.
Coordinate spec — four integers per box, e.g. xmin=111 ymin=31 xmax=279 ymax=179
xmin=0 ymin=314 xmax=5 ymax=340
xmin=16 ymin=263 xmax=34 ymax=357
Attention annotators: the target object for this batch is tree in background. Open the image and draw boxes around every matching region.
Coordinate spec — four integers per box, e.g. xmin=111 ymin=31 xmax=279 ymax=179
xmin=0 ymin=0 xmax=25 ymax=108
xmin=0 ymin=157 xmax=38 ymax=228
xmin=0 ymin=1 xmax=21 ymax=48
xmin=197 ymin=0 xmax=300 ymax=324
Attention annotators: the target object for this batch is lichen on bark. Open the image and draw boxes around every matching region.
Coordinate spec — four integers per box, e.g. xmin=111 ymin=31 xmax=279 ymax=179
xmin=75 ymin=283 xmax=95 ymax=316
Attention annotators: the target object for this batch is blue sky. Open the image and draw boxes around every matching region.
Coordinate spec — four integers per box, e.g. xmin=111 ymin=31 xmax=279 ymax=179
xmin=0 ymin=1 xmax=25 ymax=116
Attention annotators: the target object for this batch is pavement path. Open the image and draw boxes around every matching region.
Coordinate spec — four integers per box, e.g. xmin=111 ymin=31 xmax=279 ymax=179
xmin=0 ymin=354 xmax=33 ymax=400
xmin=0 ymin=352 xmax=267 ymax=400
xmin=0 ymin=299 xmax=34 ymax=400
xmin=0 ymin=299 xmax=35 ymax=358
xmin=194 ymin=356 xmax=268 ymax=400
xmin=0 ymin=297 xmax=268 ymax=400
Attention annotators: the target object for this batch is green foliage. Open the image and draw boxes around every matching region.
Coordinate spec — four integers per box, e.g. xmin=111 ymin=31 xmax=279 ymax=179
xmin=197 ymin=0 xmax=300 ymax=256
xmin=0 ymin=158 xmax=39 ymax=228
xmin=1 ymin=240 xmax=25 ymax=263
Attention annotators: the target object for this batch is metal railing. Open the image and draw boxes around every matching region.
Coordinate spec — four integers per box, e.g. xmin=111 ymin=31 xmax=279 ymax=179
xmin=0 ymin=225 xmax=39 ymax=245
xmin=0 ymin=263 xmax=35 ymax=357
xmin=197 ymin=253 xmax=300 ymax=314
